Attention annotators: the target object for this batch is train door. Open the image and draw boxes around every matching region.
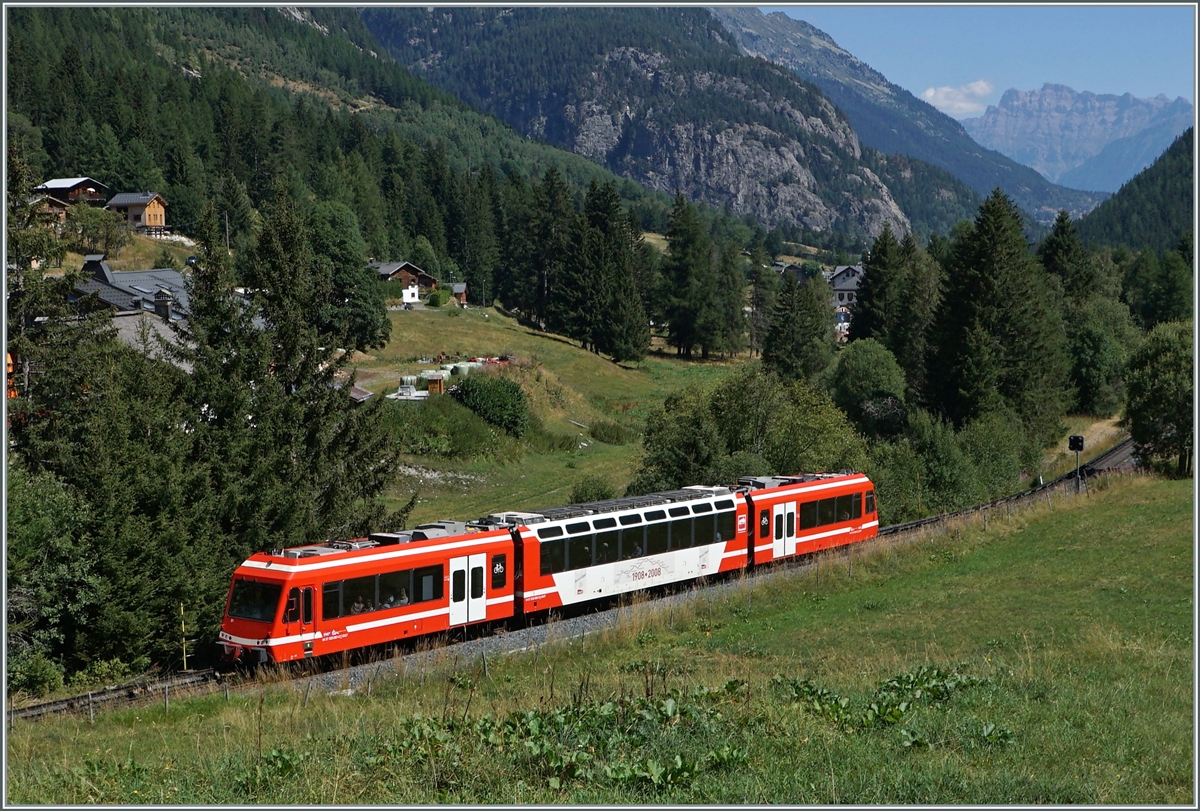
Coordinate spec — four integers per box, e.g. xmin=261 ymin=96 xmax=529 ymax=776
xmin=785 ymin=501 xmax=797 ymax=556
xmin=284 ymin=586 xmax=315 ymax=656
xmin=450 ymin=554 xmax=488 ymax=625
xmin=772 ymin=503 xmax=785 ymax=559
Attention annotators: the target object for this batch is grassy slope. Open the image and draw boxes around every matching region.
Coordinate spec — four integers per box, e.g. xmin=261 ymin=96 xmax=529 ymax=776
xmin=357 ymin=305 xmax=738 ymax=524
xmin=7 ymin=475 xmax=1191 ymax=804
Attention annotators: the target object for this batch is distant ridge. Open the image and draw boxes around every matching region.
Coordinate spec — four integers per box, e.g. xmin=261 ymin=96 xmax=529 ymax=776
xmin=709 ymin=6 xmax=1109 ymax=223
xmin=962 ymin=83 xmax=1194 ymax=193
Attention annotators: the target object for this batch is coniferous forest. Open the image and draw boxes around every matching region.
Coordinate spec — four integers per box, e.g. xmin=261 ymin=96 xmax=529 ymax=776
xmin=5 ymin=6 xmax=1193 ymax=694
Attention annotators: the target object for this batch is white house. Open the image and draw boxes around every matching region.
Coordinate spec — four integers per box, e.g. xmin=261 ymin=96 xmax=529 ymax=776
xmin=402 ymin=283 xmax=420 ymax=304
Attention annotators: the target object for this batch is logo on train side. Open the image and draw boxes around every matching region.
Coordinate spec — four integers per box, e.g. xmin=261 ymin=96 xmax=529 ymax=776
xmin=738 ymin=514 xmax=747 ymax=533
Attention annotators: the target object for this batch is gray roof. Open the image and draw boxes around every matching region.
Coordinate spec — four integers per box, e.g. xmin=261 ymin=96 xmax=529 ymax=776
xmin=76 ymin=255 xmax=190 ymax=316
xmin=450 ymin=283 xmax=467 ymax=294
xmin=111 ymin=312 xmax=192 ymax=373
xmin=106 ymin=191 xmax=165 ymax=208
xmin=830 ymin=265 xmax=864 ymax=293
xmin=372 ymin=261 xmax=405 ymax=279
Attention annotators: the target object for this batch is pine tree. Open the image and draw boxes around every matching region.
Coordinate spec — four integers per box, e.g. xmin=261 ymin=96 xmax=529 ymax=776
xmin=849 ymin=224 xmax=902 ymax=345
xmin=761 ymin=272 xmax=834 ymax=381
xmin=1038 ymin=210 xmax=1094 ymax=301
xmin=532 ymin=167 xmax=575 ymax=329
xmin=709 ymin=242 xmax=747 ymax=359
xmin=747 ymin=249 xmax=776 ymax=358
xmin=891 ymin=232 xmax=940 ymax=401
xmin=662 ymin=193 xmax=715 ymax=358
xmin=927 ymin=189 xmax=1070 ymax=445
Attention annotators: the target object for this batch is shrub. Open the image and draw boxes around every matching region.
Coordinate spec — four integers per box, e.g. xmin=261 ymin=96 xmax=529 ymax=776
xmin=426 ymin=288 xmax=452 ymax=308
xmin=8 ymin=651 xmax=64 ymax=697
xmin=379 ymin=396 xmax=506 ymax=460
xmin=589 ymin=419 xmax=636 ymax=445
xmin=67 ymin=657 xmax=143 ymax=690
xmin=452 ymin=374 xmax=532 ymax=438
xmin=570 ymin=474 xmax=616 ymax=503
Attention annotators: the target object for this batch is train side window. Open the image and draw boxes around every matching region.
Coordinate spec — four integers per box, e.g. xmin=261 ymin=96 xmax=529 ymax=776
xmin=595 ymin=530 xmax=618 ymax=564
xmin=694 ymin=513 xmax=715 ymax=546
xmin=716 ymin=510 xmax=735 ymax=543
xmin=284 ymin=588 xmax=301 ymax=624
xmin=670 ymin=517 xmax=693 ymax=549
xmin=786 ymin=510 xmax=795 ymax=537
xmin=759 ymin=509 xmax=770 ymax=539
xmin=715 ymin=499 xmax=734 ymax=511
xmin=800 ymin=502 xmax=818 ymax=530
xmin=537 ymin=525 xmax=564 ymax=539
xmin=818 ymin=498 xmax=836 ymax=526
xmin=775 ymin=513 xmax=783 ymax=540
xmin=619 ymin=513 xmax=642 ymax=526
xmin=668 ymin=506 xmax=690 ymax=518
xmin=345 ymin=575 xmax=377 ymax=614
xmin=414 ymin=565 xmax=443 ymax=603
xmin=835 ymin=495 xmax=852 ymax=522
xmin=646 ymin=519 xmax=669 ymax=555
xmin=594 ymin=517 xmax=617 ymax=530
xmin=645 ymin=510 xmax=666 ymax=522
xmin=619 ymin=527 xmax=645 ymax=560
xmin=566 ymin=521 xmax=591 ymax=535
xmin=379 ymin=569 xmax=413 ymax=608
xmin=322 ymin=581 xmax=342 ymax=620
xmin=540 ymin=539 xmax=567 ymax=575
xmin=567 ymin=533 xmax=593 ymax=570
xmin=691 ymin=501 xmax=712 ymax=514
xmin=470 ymin=566 xmax=484 ymax=600
xmin=302 ymin=588 xmax=313 ymax=624
xmin=866 ymin=490 xmax=876 ymax=514
xmin=452 ymin=569 xmax=466 ymax=603
xmin=851 ymin=492 xmax=862 ymax=520
xmin=491 ymin=554 xmax=507 ymax=589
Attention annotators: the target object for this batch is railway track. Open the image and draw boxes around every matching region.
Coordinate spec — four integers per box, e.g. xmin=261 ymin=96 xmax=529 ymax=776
xmin=10 ymin=437 xmax=1137 ymax=725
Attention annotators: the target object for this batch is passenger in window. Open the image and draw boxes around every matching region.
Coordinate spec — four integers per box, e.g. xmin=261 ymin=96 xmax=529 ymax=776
xmin=351 ymin=596 xmax=366 ymax=614
xmin=398 ymin=589 xmax=410 ymax=606
xmin=383 ymin=594 xmax=395 ymax=609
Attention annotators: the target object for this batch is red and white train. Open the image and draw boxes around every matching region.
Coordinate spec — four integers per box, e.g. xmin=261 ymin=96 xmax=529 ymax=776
xmin=219 ymin=472 xmax=878 ymax=665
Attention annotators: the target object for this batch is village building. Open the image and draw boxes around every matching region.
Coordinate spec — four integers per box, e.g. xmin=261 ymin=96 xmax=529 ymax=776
xmin=34 ymin=177 xmax=109 ymax=207
xmin=371 ymin=260 xmax=437 ymax=291
xmin=105 ymin=191 xmax=169 ymax=236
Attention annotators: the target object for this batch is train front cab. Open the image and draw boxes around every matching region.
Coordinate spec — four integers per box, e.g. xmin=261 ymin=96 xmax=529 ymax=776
xmin=742 ymin=473 xmax=877 ymax=565
xmin=218 ymin=528 xmax=515 ymax=664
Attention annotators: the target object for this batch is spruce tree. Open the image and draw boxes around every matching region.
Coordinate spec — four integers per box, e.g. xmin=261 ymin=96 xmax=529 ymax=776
xmin=891 ymin=232 xmax=940 ymax=401
xmin=1038 ymin=210 xmax=1094 ymax=301
xmin=761 ymin=272 xmax=834 ymax=381
xmin=747 ymin=249 xmax=777 ymax=358
xmin=662 ymin=193 xmax=715 ymax=358
xmin=532 ymin=167 xmax=575 ymax=330
xmin=849 ymin=224 xmax=902 ymax=344
xmin=927 ymin=189 xmax=1070 ymax=445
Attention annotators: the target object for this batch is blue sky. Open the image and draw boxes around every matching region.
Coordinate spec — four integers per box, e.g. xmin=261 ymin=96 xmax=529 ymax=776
xmin=767 ymin=5 xmax=1196 ymax=118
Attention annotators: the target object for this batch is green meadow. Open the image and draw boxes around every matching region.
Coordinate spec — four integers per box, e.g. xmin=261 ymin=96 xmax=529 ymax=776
xmin=7 ymin=474 xmax=1191 ymax=804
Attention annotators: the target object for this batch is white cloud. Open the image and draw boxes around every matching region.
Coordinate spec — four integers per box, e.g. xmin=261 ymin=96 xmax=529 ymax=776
xmin=920 ymin=79 xmax=995 ymax=118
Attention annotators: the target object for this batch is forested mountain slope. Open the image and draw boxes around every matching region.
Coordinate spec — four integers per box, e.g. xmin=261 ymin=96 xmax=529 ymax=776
xmin=1076 ymin=128 xmax=1194 ymax=254
xmin=710 ymin=6 xmax=1109 ymax=224
xmin=361 ymin=6 xmax=981 ymax=240
xmin=7 ymin=7 xmax=682 ymax=250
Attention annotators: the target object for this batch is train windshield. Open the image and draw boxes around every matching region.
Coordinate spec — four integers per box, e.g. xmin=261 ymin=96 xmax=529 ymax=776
xmin=228 ymin=579 xmax=283 ymax=623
